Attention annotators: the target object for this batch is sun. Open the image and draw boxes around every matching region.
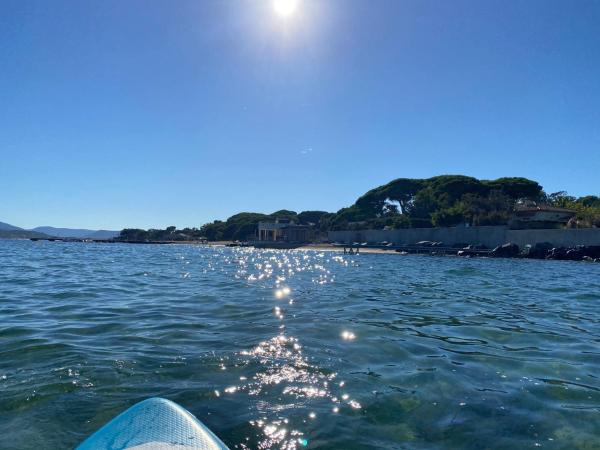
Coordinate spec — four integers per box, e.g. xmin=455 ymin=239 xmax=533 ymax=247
xmin=273 ymin=0 xmax=300 ymax=18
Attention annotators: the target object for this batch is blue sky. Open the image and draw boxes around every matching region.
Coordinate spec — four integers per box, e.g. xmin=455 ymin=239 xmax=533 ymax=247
xmin=1 ymin=0 xmax=599 ymax=230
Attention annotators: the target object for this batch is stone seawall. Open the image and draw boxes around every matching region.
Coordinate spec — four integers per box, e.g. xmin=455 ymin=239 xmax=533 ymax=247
xmin=328 ymin=226 xmax=600 ymax=249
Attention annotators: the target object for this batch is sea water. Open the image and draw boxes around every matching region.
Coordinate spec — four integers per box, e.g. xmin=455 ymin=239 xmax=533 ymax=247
xmin=1 ymin=240 xmax=599 ymax=449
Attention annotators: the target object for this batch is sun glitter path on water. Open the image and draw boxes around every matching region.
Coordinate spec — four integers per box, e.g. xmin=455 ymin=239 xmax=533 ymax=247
xmin=221 ymin=249 xmax=362 ymax=449
xmin=232 ymin=333 xmax=361 ymax=449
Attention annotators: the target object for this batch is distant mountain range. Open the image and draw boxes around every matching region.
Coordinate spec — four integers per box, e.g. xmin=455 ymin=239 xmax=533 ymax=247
xmin=30 ymin=226 xmax=120 ymax=239
xmin=0 ymin=221 xmax=22 ymax=231
xmin=0 ymin=221 xmax=120 ymax=240
xmin=0 ymin=221 xmax=53 ymax=239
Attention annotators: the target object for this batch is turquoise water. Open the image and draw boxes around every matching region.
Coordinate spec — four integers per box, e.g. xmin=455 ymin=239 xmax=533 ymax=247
xmin=1 ymin=240 xmax=600 ymax=449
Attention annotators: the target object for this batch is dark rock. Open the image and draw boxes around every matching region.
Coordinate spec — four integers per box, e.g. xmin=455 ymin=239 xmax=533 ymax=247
xmin=547 ymin=246 xmax=585 ymax=261
xmin=546 ymin=247 xmax=567 ymax=260
xmin=581 ymin=246 xmax=600 ymax=259
xmin=521 ymin=242 xmax=553 ymax=259
xmin=533 ymin=242 xmax=553 ymax=258
xmin=457 ymin=248 xmax=486 ymax=257
xmin=491 ymin=243 xmax=520 ymax=258
xmin=520 ymin=244 xmax=533 ymax=257
xmin=463 ymin=244 xmax=488 ymax=250
xmin=565 ymin=248 xmax=584 ymax=261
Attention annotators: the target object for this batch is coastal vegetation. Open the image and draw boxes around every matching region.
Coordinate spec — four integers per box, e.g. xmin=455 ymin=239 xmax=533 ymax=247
xmin=115 ymin=211 xmax=333 ymax=242
xmin=326 ymin=175 xmax=599 ymax=230
xmin=114 ymin=175 xmax=600 ymax=242
xmin=198 ymin=210 xmax=333 ymax=241
xmin=543 ymin=191 xmax=600 ymax=228
xmin=331 ymin=175 xmax=544 ymax=230
xmin=117 ymin=226 xmax=207 ymax=242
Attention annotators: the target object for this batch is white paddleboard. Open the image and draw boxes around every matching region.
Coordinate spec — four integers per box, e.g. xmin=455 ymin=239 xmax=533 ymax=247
xmin=77 ymin=398 xmax=230 ymax=450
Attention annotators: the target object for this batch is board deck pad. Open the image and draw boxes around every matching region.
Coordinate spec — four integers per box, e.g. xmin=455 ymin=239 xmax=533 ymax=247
xmin=77 ymin=398 xmax=230 ymax=450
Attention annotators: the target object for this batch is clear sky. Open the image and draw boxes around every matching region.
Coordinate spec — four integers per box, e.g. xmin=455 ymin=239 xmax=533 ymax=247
xmin=1 ymin=0 xmax=599 ymax=230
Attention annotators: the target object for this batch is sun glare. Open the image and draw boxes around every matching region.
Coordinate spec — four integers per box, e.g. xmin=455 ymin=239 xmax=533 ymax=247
xmin=273 ymin=0 xmax=300 ymax=18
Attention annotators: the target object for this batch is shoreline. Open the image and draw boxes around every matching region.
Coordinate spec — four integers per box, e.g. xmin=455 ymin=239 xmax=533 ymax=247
xmin=205 ymin=242 xmax=397 ymax=254
xmin=19 ymin=238 xmax=600 ymax=262
xmin=207 ymin=241 xmax=600 ymax=261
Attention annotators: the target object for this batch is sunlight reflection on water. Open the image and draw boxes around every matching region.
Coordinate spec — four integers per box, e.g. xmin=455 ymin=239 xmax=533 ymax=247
xmin=3 ymin=242 xmax=600 ymax=449
xmin=226 ymin=250 xmax=361 ymax=449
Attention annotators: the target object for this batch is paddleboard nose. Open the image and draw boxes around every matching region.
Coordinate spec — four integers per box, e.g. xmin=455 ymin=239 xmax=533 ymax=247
xmin=76 ymin=398 xmax=229 ymax=450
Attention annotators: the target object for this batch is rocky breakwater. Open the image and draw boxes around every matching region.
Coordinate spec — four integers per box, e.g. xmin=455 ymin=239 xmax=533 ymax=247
xmin=485 ymin=242 xmax=600 ymax=262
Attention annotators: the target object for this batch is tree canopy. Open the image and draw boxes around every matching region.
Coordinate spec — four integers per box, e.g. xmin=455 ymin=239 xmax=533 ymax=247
xmin=118 ymin=175 xmax=599 ymax=241
xmin=543 ymin=192 xmax=600 ymax=228
xmin=329 ymin=175 xmax=545 ymax=230
xmin=117 ymin=226 xmax=206 ymax=242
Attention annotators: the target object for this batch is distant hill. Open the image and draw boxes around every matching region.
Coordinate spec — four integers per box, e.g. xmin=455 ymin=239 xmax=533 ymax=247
xmin=0 ymin=221 xmax=53 ymax=239
xmin=30 ymin=226 xmax=119 ymax=239
xmin=0 ymin=221 xmax=23 ymax=231
xmin=0 ymin=230 xmax=53 ymax=239
xmin=0 ymin=221 xmax=119 ymax=240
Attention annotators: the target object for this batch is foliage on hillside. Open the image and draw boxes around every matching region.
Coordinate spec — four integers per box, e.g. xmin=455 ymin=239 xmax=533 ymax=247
xmin=117 ymin=226 xmax=205 ymax=242
xmin=330 ymin=175 xmax=545 ymax=230
xmin=118 ymin=211 xmax=333 ymax=242
xmin=544 ymin=192 xmax=600 ymax=228
xmin=118 ymin=175 xmax=600 ymax=241
xmin=199 ymin=210 xmax=333 ymax=241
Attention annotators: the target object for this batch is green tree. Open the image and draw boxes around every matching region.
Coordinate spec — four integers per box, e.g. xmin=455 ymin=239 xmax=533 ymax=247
xmin=297 ymin=210 xmax=329 ymax=225
xmin=483 ymin=177 xmax=542 ymax=199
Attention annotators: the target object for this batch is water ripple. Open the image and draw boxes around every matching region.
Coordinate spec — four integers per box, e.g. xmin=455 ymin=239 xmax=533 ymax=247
xmin=1 ymin=241 xmax=600 ymax=449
